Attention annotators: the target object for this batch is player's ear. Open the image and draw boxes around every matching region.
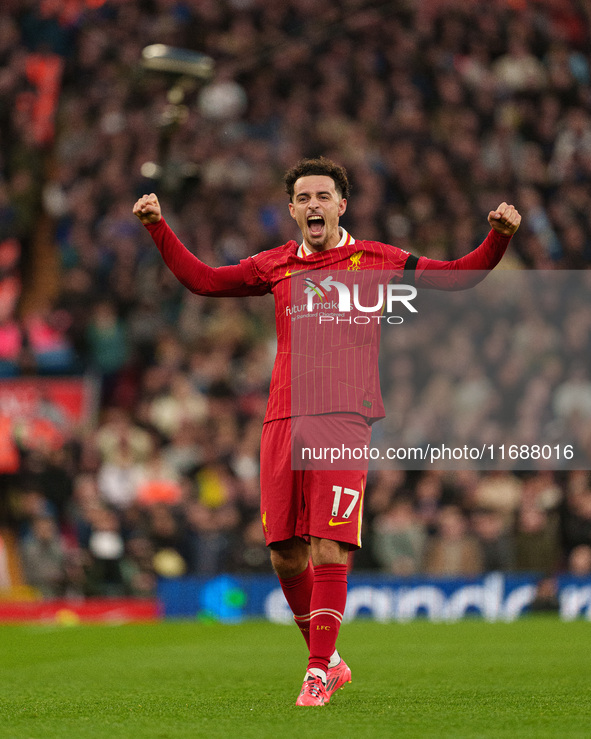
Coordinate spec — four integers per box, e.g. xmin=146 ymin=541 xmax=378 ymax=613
xmin=338 ymin=198 xmax=347 ymax=217
xmin=288 ymin=202 xmax=296 ymax=220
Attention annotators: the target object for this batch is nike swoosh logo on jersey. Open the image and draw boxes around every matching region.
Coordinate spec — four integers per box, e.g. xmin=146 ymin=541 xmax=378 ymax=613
xmin=284 ymin=267 xmax=309 ymax=276
xmin=328 ymin=518 xmax=351 ymax=526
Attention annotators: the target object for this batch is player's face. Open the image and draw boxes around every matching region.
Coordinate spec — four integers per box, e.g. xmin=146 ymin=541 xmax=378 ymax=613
xmin=288 ymin=175 xmax=347 ymax=252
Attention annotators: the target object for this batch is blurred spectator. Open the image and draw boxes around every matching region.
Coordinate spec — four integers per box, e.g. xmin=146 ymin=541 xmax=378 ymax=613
xmin=529 ymin=576 xmax=560 ymax=613
xmin=423 ymin=505 xmax=484 ymax=576
xmin=561 ymin=486 xmax=591 ymax=554
xmin=470 ymin=508 xmax=515 ymax=573
xmin=553 ymin=364 xmax=591 ymax=420
xmin=19 ymin=515 xmax=67 ymax=597
xmin=147 ymin=504 xmax=191 ymax=578
xmin=95 ymin=408 xmax=153 ymax=465
xmin=148 ymin=372 xmax=208 ymax=440
xmin=470 ymin=472 xmax=523 ymax=519
xmin=85 ymin=507 xmax=129 ymax=596
xmin=24 ymin=446 xmax=74 ymax=525
xmin=493 ymin=37 xmax=547 ymax=93
xmin=11 ymin=486 xmax=55 ymax=538
xmin=185 ymin=501 xmax=237 ymax=575
xmin=85 ymin=300 xmax=129 ymax=399
xmin=97 ymin=439 xmax=141 ymax=510
xmin=568 ymin=544 xmax=591 ymax=577
xmin=64 ymin=472 xmax=101 ymax=547
xmin=125 ymin=534 xmax=157 ymax=596
xmin=135 ymin=449 xmax=183 ymax=507
xmin=414 ymin=472 xmax=449 ymax=535
xmin=161 ymin=420 xmax=205 ymax=477
xmin=550 ymin=107 xmax=591 ymax=183
xmin=363 ymin=469 xmax=407 ymax=517
xmin=24 ymin=309 xmax=77 ymax=373
xmin=371 ymin=497 xmax=426 ymax=576
xmin=513 ymin=505 xmax=561 ymax=575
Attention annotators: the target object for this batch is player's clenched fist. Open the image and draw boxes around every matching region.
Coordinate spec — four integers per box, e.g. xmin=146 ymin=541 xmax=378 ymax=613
xmin=488 ymin=202 xmax=521 ymax=237
xmin=133 ymin=193 xmax=162 ymax=224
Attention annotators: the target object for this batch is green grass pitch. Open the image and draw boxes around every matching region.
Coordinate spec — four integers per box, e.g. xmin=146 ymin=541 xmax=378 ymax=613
xmin=0 ymin=617 xmax=589 ymax=738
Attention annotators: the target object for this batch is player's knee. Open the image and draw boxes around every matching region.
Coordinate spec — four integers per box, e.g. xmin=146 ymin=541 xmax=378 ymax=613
xmin=310 ymin=537 xmax=349 ymax=566
xmin=269 ymin=538 xmax=309 ymax=578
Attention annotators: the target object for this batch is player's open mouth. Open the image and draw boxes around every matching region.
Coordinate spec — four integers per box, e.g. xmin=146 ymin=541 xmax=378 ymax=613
xmin=307 ymin=215 xmax=325 ymax=237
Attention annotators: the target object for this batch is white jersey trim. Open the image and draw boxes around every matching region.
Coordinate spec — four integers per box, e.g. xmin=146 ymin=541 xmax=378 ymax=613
xmin=298 ymin=228 xmax=355 ymax=257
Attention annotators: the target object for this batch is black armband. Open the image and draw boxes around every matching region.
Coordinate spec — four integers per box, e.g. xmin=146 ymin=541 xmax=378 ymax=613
xmin=403 ymin=253 xmax=419 ymax=284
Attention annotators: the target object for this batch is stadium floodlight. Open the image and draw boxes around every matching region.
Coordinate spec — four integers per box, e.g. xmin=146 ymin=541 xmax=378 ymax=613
xmin=139 ymin=45 xmax=215 ymax=191
xmin=141 ymin=44 xmax=214 ymax=81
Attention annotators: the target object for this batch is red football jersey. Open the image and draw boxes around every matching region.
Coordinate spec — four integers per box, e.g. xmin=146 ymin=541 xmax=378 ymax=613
xmin=146 ymin=219 xmax=511 ymax=423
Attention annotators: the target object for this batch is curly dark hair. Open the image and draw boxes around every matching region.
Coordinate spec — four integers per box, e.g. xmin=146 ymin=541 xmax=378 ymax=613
xmin=283 ymin=157 xmax=350 ymax=200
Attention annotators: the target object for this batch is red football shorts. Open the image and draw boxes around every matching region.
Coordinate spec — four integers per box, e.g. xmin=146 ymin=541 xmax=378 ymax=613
xmin=259 ymin=413 xmax=371 ymax=549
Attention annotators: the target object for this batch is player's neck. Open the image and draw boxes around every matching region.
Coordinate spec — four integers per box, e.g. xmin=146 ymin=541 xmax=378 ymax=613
xmin=301 ymin=228 xmax=345 ymax=255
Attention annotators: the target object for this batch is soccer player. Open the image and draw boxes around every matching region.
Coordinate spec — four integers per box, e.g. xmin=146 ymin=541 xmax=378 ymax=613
xmin=133 ymin=157 xmax=521 ymax=706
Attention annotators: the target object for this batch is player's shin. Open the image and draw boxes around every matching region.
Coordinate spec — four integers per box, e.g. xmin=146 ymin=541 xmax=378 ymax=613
xmin=307 ymin=563 xmax=348 ymax=679
xmin=278 ymin=561 xmax=314 ymax=648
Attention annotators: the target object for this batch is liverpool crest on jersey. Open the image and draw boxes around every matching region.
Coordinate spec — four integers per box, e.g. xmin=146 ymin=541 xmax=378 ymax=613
xmin=347 ymin=251 xmax=363 ymax=270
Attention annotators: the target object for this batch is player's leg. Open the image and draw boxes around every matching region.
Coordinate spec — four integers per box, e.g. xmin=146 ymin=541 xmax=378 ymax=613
xmin=260 ymin=420 xmax=314 ymax=649
xmin=309 ymin=537 xmax=351 ymax=696
xmin=296 ymin=414 xmax=371 ymax=703
xmin=269 ymin=536 xmax=348 ymax=702
xmin=307 ymin=537 xmax=348 ymax=679
xmin=270 ymin=536 xmax=314 ymax=648
xmin=295 ymin=537 xmax=350 ymax=706
xmin=273 ymin=538 xmax=348 ymax=681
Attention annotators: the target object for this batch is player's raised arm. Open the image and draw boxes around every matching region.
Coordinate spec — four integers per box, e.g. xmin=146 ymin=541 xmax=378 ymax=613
xmin=412 ymin=202 xmax=522 ymax=290
xmin=133 ymin=193 xmax=162 ymax=225
xmin=133 ymin=194 xmax=269 ymax=298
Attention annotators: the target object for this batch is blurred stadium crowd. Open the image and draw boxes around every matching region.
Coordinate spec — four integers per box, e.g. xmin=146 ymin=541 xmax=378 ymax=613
xmin=1 ymin=0 xmax=591 ymax=599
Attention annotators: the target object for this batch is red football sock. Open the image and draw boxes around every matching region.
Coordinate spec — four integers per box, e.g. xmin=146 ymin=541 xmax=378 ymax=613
xmin=308 ymin=563 xmax=348 ymax=675
xmin=278 ymin=561 xmax=314 ymax=649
